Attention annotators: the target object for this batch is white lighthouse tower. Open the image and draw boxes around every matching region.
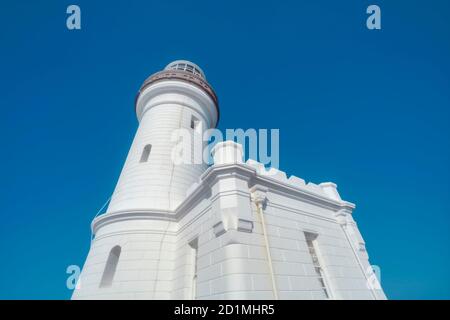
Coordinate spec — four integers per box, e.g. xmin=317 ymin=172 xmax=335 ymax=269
xmin=108 ymin=60 xmax=218 ymax=213
xmin=73 ymin=61 xmax=386 ymax=300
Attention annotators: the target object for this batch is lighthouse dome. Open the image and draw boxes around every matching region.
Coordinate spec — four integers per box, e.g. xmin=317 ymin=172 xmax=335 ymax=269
xmin=164 ymin=60 xmax=206 ymax=80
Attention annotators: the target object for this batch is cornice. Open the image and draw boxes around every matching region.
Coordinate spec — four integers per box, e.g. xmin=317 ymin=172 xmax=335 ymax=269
xmin=92 ymin=209 xmax=176 ymax=234
xmin=93 ymin=163 xmax=355 ymax=234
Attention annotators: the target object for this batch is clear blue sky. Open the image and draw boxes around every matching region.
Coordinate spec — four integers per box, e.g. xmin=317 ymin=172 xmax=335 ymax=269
xmin=1 ymin=0 xmax=449 ymax=299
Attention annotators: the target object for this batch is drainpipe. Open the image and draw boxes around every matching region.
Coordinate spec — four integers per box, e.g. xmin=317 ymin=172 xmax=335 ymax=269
xmin=251 ymin=186 xmax=278 ymax=300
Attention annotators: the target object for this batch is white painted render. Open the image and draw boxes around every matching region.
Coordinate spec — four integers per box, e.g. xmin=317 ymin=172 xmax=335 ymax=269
xmin=72 ymin=61 xmax=386 ymax=300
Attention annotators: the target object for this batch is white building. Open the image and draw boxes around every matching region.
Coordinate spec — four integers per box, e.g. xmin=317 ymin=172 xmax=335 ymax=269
xmin=72 ymin=60 xmax=386 ymax=300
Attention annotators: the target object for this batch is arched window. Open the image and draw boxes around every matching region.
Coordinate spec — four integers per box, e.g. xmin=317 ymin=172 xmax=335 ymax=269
xmin=140 ymin=144 xmax=152 ymax=163
xmin=99 ymin=245 xmax=121 ymax=288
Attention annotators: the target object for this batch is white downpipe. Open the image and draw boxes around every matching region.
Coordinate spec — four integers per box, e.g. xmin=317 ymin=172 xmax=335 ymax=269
xmin=256 ymin=202 xmax=279 ymax=300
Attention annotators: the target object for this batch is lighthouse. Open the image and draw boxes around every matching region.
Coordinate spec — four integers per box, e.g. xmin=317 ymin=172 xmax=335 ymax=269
xmin=73 ymin=61 xmax=386 ymax=300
